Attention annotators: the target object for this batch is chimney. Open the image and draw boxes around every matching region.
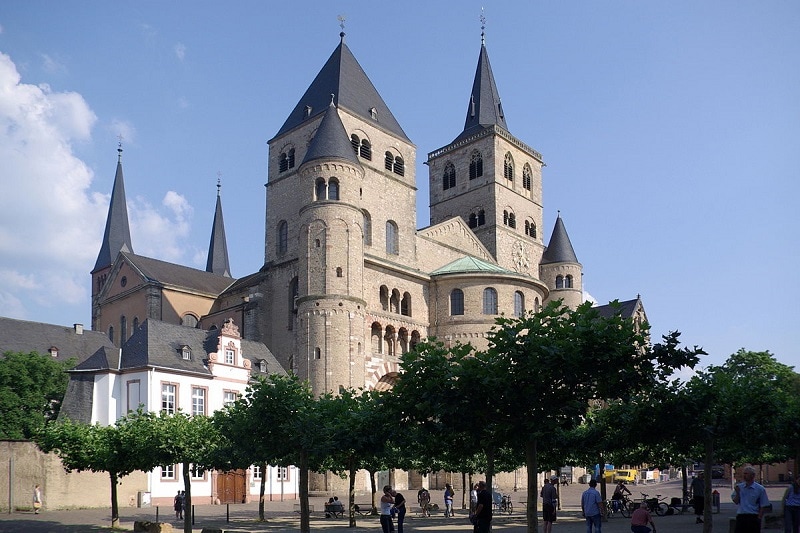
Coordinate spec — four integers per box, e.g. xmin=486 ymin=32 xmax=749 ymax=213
xmin=74 ymin=324 xmax=84 ymax=335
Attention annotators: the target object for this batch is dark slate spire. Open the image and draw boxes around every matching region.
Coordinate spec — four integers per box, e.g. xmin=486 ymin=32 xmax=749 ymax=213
xmin=453 ymin=39 xmax=508 ymax=144
xmin=206 ymin=180 xmax=231 ymax=277
xmin=541 ymin=214 xmax=579 ymax=264
xmin=272 ymin=33 xmax=409 ymax=142
xmin=93 ymin=145 xmax=133 ymax=272
xmin=302 ymin=100 xmax=362 ymax=166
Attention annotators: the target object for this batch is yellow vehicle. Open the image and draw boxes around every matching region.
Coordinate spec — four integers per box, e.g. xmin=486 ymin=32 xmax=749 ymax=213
xmin=614 ymin=469 xmax=638 ymax=484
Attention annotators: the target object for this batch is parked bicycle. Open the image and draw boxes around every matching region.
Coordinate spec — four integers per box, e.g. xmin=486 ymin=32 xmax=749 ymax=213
xmin=639 ymin=492 xmax=670 ymax=516
xmin=493 ymin=493 xmax=513 ymax=514
xmin=605 ymin=494 xmax=632 ymax=518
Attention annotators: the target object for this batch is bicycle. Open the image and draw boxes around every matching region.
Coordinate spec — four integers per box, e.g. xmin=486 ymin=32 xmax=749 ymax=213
xmin=639 ymin=492 xmax=670 ymax=516
xmin=605 ymin=495 xmax=632 ymax=518
xmin=493 ymin=493 xmax=513 ymax=514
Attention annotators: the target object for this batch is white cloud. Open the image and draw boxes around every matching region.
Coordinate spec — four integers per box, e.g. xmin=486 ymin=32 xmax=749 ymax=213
xmin=0 ymin=52 xmax=104 ymax=321
xmin=129 ymin=191 xmax=198 ymax=263
xmin=174 ymin=43 xmax=186 ymax=61
xmin=584 ymin=290 xmax=597 ymax=305
xmin=109 ymin=118 xmax=136 ymax=144
xmin=40 ymin=53 xmax=67 ymax=75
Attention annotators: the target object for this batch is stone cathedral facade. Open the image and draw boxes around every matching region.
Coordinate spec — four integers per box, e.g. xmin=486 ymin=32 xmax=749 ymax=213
xmin=91 ymin=30 xmax=598 ymax=402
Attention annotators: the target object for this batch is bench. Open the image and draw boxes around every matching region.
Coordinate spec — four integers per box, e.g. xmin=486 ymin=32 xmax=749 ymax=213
xmin=324 ymin=503 xmax=345 ymax=518
xmin=354 ymin=503 xmax=373 ymax=516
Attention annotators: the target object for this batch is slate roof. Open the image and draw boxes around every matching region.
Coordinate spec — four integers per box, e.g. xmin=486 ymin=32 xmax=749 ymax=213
xmin=453 ymin=42 xmax=509 ymax=144
xmin=0 ymin=316 xmax=115 ymax=364
xmin=594 ymin=297 xmax=642 ymax=319
xmin=122 ymin=252 xmax=235 ymax=296
xmin=431 ymin=256 xmax=511 ymax=276
xmin=273 ymin=33 xmax=409 ymax=142
xmin=206 ymin=193 xmax=232 ymax=277
xmin=94 ymin=149 xmax=133 ymax=272
xmin=541 ymin=215 xmax=580 ymax=264
xmin=302 ymin=102 xmax=362 ymax=167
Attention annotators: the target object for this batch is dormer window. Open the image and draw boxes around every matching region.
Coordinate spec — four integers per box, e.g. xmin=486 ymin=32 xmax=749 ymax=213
xmin=370 ymin=107 xmax=377 ymax=120
xmin=181 ymin=346 xmax=192 ymax=360
xmin=48 ymin=346 xmax=58 ymax=358
xmin=259 ymin=360 xmax=267 ymax=373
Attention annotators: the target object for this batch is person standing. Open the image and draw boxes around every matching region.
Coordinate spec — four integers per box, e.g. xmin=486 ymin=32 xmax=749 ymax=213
xmin=392 ymin=489 xmax=406 ymax=533
xmin=473 ymin=481 xmax=493 ymax=533
xmin=174 ymin=490 xmax=183 ymax=520
xmin=32 ymin=484 xmax=42 ymax=514
xmin=541 ymin=476 xmax=558 ymax=533
xmin=380 ymin=485 xmax=395 ymax=533
xmin=691 ymin=471 xmax=705 ymax=524
xmin=470 ymin=483 xmax=478 ymax=513
xmin=417 ymin=487 xmax=430 ymax=517
xmin=444 ymin=483 xmax=455 ymax=517
xmin=581 ymin=478 xmax=603 ymax=533
xmin=782 ymin=476 xmax=800 ymax=533
xmin=731 ymin=465 xmax=770 ymax=533
xmin=630 ymin=504 xmax=657 ymax=533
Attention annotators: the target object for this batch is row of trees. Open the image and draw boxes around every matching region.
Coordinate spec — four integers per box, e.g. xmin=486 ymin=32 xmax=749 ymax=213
xmin=34 ymin=301 xmax=799 ymax=533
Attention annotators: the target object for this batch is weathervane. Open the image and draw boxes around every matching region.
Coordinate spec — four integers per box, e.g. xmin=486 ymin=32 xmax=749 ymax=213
xmin=338 ymin=14 xmax=346 ymax=32
xmin=117 ymin=134 xmax=124 ymax=161
xmin=216 ymin=171 xmax=222 ymax=196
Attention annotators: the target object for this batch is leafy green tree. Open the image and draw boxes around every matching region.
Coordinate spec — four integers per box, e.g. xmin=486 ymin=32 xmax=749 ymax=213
xmin=0 ymin=352 xmax=75 ymax=439
xmin=36 ymin=411 xmax=157 ymax=528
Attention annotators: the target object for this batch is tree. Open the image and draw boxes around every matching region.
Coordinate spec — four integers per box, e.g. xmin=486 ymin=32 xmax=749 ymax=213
xmin=484 ymin=301 xmax=702 ymax=533
xmin=36 ymin=411 xmax=158 ymax=528
xmin=0 ymin=351 xmax=75 ymax=439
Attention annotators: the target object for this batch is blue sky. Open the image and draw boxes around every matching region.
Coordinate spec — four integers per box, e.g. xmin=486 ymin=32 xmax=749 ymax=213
xmin=0 ymin=1 xmax=797 ymax=371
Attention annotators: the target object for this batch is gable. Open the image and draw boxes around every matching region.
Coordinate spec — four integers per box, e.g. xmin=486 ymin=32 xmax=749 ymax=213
xmin=417 ymin=216 xmax=494 ymax=273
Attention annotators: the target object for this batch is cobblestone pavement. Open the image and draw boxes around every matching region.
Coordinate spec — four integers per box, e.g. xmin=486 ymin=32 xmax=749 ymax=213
xmin=0 ymin=480 xmax=789 ymax=532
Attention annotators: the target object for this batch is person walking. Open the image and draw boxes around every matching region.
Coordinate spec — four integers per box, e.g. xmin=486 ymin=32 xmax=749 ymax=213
xmin=380 ymin=485 xmax=395 ymax=533
xmin=417 ymin=487 xmax=430 ymax=517
xmin=32 ymin=484 xmax=42 ymax=514
xmin=691 ymin=471 xmax=705 ymax=524
xmin=581 ymin=478 xmax=603 ymax=533
xmin=630 ymin=504 xmax=657 ymax=533
xmin=782 ymin=476 xmax=800 ymax=533
xmin=444 ymin=483 xmax=455 ymax=517
xmin=174 ymin=490 xmax=183 ymax=520
xmin=473 ymin=481 xmax=492 ymax=533
xmin=731 ymin=465 xmax=770 ymax=533
xmin=541 ymin=476 xmax=558 ymax=533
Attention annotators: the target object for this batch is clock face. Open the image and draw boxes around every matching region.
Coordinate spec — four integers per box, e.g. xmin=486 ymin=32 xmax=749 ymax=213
xmin=512 ymin=241 xmax=530 ymax=272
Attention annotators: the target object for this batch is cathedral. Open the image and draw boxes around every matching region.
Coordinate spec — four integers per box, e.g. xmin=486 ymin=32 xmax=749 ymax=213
xmin=89 ymin=29 xmax=630 ymax=401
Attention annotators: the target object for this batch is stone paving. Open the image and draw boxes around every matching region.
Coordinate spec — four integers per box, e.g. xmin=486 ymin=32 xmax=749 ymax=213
xmin=0 ymin=480 xmax=789 ymax=532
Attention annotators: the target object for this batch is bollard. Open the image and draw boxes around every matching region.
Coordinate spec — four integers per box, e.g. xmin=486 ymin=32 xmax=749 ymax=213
xmin=227 ymin=503 xmax=230 ymax=522
xmin=712 ymin=490 xmax=720 ymax=513
xmin=156 ymin=506 xmax=159 ymax=522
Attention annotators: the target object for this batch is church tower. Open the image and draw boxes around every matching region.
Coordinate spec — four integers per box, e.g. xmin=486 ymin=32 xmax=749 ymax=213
xmin=206 ymin=181 xmax=231 ymax=278
xmin=540 ymin=214 xmax=583 ymax=309
xmin=427 ymin=30 xmax=545 ymax=277
xmin=91 ymin=144 xmax=133 ymax=330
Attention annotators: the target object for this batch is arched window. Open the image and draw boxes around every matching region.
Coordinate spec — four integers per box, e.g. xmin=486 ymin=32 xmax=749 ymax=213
xmin=523 ymin=164 xmax=532 ymax=191
xmin=468 ymin=213 xmax=477 ymax=228
xmin=504 ymin=152 xmax=514 ymax=181
xmin=314 ymin=347 xmax=321 ymax=360
xmin=469 ymin=151 xmax=483 ymax=179
xmin=398 ymin=328 xmax=409 ymax=354
xmin=393 ymin=156 xmax=405 ymax=176
xmin=386 ymin=220 xmax=399 ymax=255
xmin=328 ymin=178 xmax=339 ymax=200
xmin=288 ymin=276 xmax=298 ymax=329
xmin=508 ymin=212 xmax=516 ymax=229
xmin=565 ymin=275 xmax=574 ymax=288
xmin=385 ymin=326 xmax=396 ymax=357
xmin=288 ymin=148 xmax=295 ymax=168
xmin=315 ymin=178 xmax=326 ymax=201
xmin=385 ymin=151 xmax=394 ymax=171
xmin=351 ymin=134 xmax=360 ymax=154
xmin=363 ymin=210 xmax=372 ymax=246
xmin=360 ymin=139 xmax=372 ymax=160
xmin=108 ymin=325 xmax=114 ymax=344
xmin=443 ymin=162 xmax=456 ymax=190
xmin=535 ymin=297 xmax=540 ymax=312
xmin=120 ymin=316 xmax=127 ymax=342
xmin=503 ymin=210 xmax=509 ymax=225
xmin=181 ymin=314 xmax=198 ymax=328
xmin=371 ymin=323 xmax=382 ymax=353
xmin=410 ymin=330 xmax=421 ymax=350
xmin=450 ymin=289 xmax=464 ymax=316
xmin=277 ymin=221 xmax=288 ymax=256
xmin=514 ymin=291 xmax=525 ymax=317
xmin=556 ymin=275 xmax=564 ymax=289
xmin=336 ymin=266 xmax=343 ymax=277
xmin=279 ymin=153 xmax=288 ymax=173
xmin=380 ymin=286 xmax=390 ymax=311
xmin=525 ymin=220 xmax=537 ymax=238
xmin=132 ymin=317 xmax=139 ymax=333
xmin=478 ymin=210 xmax=486 ymax=226
xmin=401 ymin=292 xmax=411 ymax=316
xmin=390 ymin=289 xmax=401 ymax=314
xmin=483 ymin=287 xmax=498 ymax=315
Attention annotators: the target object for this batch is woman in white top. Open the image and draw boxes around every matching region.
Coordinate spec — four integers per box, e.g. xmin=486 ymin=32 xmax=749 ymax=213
xmin=380 ymin=485 xmax=395 ymax=533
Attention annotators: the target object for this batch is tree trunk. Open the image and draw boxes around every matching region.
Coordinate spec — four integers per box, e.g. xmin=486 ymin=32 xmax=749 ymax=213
xmin=598 ymin=455 xmax=607 ymax=520
xmin=369 ymin=469 xmax=377 ymax=514
xmin=681 ymin=463 xmax=689 ymax=506
xmin=299 ymin=452 xmax=310 ymax=533
xmin=461 ymin=471 xmax=467 ymax=509
xmin=525 ymin=438 xmax=538 ymax=533
xmin=110 ymin=472 xmax=119 ymax=528
xmin=485 ymin=447 xmax=495 ymax=497
xmin=258 ymin=461 xmax=267 ymax=521
xmin=183 ymin=461 xmax=191 ymax=533
xmin=348 ymin=455 xmax=357 ymax=527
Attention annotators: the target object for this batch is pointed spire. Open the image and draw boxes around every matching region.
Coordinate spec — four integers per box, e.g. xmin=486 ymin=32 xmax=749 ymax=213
xmin=541 ymin=213 xmax=579 ymax=264
xmin=206 ymin=177 xmax=231 ymax=277
xmin=302 ymin=100 xmax=362 ymax=166
xmin=93 ymin=143 xmax=133 ymax=272
xmin=453 ymin=28 xmax=508 ymax=144
xmin=272 ymin=35 xmax=409 ymax=142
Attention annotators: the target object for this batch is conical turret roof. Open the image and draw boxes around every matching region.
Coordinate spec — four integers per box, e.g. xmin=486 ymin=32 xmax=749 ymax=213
xmin=541 ymin=215 xmax=579 ymax=264
xmin=206 ymin=188 xmax=231 ymax=277
xmin=93 ymin=147 xmax=133 ymax=272
xmin=273 ymin=33 xmax=409 ymax=142
xmin=302 ymin=101 xmax=362 ymax=166
xmin=453 ymin=42 xmax=508 ymax=144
